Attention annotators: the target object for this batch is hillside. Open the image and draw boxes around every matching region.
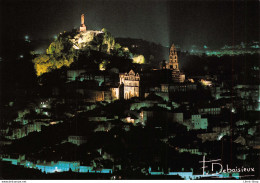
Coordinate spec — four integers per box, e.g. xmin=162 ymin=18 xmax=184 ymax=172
xmin=116 ymin=38 xmax=169 ymax=65
xmin=32 ymin=28 xmax=144 ymax=76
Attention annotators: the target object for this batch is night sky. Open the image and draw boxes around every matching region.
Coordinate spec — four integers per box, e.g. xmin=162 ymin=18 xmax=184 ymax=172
xmin=1 ymin=0 xmax=259 ymax=49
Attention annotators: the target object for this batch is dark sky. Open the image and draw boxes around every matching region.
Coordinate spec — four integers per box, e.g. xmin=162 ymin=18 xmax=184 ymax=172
xmin=1 ymin=0 xmax=259 ymax=49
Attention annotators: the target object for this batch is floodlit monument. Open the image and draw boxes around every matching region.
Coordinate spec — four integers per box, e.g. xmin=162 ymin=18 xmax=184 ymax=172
xmin=79 ymin=14 xmax=87 ymax=32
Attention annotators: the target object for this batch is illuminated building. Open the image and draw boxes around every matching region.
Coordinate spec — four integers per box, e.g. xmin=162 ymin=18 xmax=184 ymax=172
xmin=78 ymin=71 xmax=106 ymax=86
xmin=111 ymin=86 xmax=120 ymax=100
xmin=177 ymin=147 xmax=207 ymax=156
xmin=8 ymin=121 xmax=47 ymax=140
xmin=1 ymin=157 xmax=113 ymax=174
xmin=169 ymin=83 xmax=197 ymax=92
xmin=200 ymin=79 xmax=212 ymax=87
xmin=82 ymin=89 xmax=111 ymax=102
xmin=191 ymin=114 xmax=208 ymax=130
xmin=67 ymin=69 xmax=86 ymax=82
xmin=197 ymin=104 xmax=221 ymax=115
xmin=146 ymin=84 xmax=170 ymax=102
xmin=160 ymin=44 xmax=185 ymax=83
xmin=167 ymin=44 xmax=179 ymax=70
xmin=26 ymin=122 xmax=42 ymax=134
xmin=212 ymin=126 xmax=230 ymax=136
xmin=68 ymin=136 xmax=87 ymax=146
xmin=119 ymin=70 xmax=140 ymax=100
xmin=121 ymin=113 xmax=140 ymax=124
xmin=12 ymin=128 xmax=26 ymax=139
xmin=88 ymin=115 xmax=107 ymax=122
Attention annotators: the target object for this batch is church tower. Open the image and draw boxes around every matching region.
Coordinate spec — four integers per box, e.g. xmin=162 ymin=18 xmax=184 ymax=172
xmin=160 ymin=43 xmax=185 ymax=83
xmin=167 ymin=44 xmax=179 ymax=70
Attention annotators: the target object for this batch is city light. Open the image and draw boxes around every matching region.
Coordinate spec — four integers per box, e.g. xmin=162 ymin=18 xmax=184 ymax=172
xmin=24 ymin=35 xmax=30 ymax=42
xmin=1 ymin=1 xmax=259 ymax=180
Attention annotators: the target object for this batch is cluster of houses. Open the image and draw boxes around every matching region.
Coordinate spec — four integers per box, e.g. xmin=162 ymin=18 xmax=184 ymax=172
xmin=0 ymin=154 xmax=240 ymax=180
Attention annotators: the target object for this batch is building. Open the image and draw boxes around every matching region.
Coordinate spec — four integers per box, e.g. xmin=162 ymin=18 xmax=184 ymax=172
xmin=12 ymin=127 xmax=26 ymax=139
xmin=177 ymin=147 xmax=207 ymax=156
xmin=119 ymin=70 xmax=140 ymax=100
xmin=198 ymin=104 xmax=221 ymax=115
xmin=160 ymin=44 xmax=185 ymax=83
xmin=167 ymin=112 xmax=184 ymax=123
xmin=111 ymin=86 xmax=120 ymax=100
xmin=169 ymin=82 xmax=197 ymax=92
xmin=68 ymin=136 xmax=87 ymax=146
xmin=148 ymin=167 xmax=239 ymax=180
xmin=67 ymin=69 xmax=86 ymax=82
xmin=191 ymin=114 xmax=208 ymax=130
xmin=25 ymin=122 xmax=43 ymax=135
xmin=78 ymin=71 xmax=106 ymax=86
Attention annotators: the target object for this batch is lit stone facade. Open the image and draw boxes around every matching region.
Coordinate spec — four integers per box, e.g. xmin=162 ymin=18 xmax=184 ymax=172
xmin=119 ymin=70 xmax=140 ymax=99
xmin=111 ymin=87 xmax=119 ymax=100
xmin=167 ymin=44 xmax=179 ymax=70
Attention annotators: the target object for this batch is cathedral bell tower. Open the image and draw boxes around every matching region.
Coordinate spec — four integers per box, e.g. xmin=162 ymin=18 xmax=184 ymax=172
xmin=159 ymin=43 xmax=185 ymax=83
xmin=168 ymin=44 xmax=179 ymax=70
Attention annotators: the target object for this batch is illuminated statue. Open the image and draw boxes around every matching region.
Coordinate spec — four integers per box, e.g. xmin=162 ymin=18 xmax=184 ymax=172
xmin=80 ymin=14 xmax=87 ymax=32
xmin=81 ymin=14 xmax=85 ymax=25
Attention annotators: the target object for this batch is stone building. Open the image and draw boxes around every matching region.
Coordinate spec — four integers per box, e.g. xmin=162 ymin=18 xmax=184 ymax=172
xmin=119 ymin=70 xmax=140 ymax=100
xmin=160 ymin=44 xmax=185 ymax=83
xmin=191 ymin=114 xmax=208 ymax=130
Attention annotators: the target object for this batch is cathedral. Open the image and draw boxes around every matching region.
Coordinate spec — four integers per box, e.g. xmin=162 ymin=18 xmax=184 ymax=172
xmin=160 ymin=44 xmax=185 ymax=83
xmin=119 ymin=70 xmax=140 ymax=100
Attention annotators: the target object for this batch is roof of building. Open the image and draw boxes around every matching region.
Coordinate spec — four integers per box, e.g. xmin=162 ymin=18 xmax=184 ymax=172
xmin=145 ymin=93 xmax=164 ymax=102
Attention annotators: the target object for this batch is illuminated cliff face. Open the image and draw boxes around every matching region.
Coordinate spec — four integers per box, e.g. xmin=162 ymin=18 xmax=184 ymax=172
xmin=32 ymin=29 xmax=117 ymax=76
xmin=132 ymin=55 xmax=145 ymax=64
xmin=71 ymin=30 xmax=104 ymax=50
